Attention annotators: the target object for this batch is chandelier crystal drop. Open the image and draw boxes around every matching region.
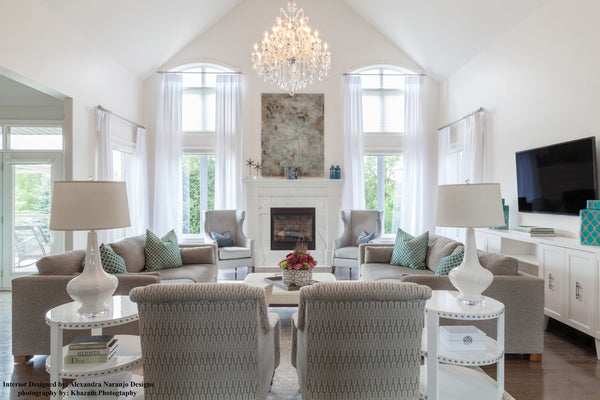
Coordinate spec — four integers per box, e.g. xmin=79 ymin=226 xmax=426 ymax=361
xmin=251 ymin=0 xmax=331 ymax=95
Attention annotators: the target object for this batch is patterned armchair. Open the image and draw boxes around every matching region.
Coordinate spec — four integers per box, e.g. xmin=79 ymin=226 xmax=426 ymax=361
xmin=332 ymin=210 xmax=382 ymax=274
xmin=291 ymin=281 xmax=431 ymax=400
xmin=130 ymin=283 xmax=280 ymax=400
xmin=204 ymin=210 xmax=254 ymax=277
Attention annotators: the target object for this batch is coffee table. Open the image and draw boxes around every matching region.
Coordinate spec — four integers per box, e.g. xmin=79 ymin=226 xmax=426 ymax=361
xmin=244 ymin=272 xmax=336 ymax=306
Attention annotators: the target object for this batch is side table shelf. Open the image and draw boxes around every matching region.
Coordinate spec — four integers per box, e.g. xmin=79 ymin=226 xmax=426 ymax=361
xmin=45 ymin=334 xmax=142 ymax=379
xmin=421 ymin=329 xmax=503 ymax=366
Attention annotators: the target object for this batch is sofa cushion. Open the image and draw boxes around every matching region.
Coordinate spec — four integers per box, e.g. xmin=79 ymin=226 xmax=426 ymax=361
xmin=390 ymin=229 xmax=429 ymax=269
xmin=435 ymin=246 xmax=464 ymax=276
xmin=145 ymin=230 xmax=183 ymax=271
xmin=144 ymin=265 xmax=217 ymax=283
xmin=361 ymin=263 xmax=433 ymax=281
xmin=219 ymin=246 xmax=251 ymax=260
xmin=110 ymin=235 xmax=146 ymax=273
xmin=426 ymin=234 xmax=463 ymax=272
xmin=364 ymin=245 xmax=394 ymax=264
xmin=180 ymin=246 xmax=215 ymax=265
xmin=36 ymin=250 xmax=85 ymax=275
xmin=211 ymin=231 xmax=234 ymax=247
xmin=334 ymin=246 xmax=358 ymax=260
xmin=356 ymin=231 xmax=375 ymax=245
xmin=479 ymin=251 xmax=519 ymax=275
xmin=81 ymin=244 xmax=128 ymax=274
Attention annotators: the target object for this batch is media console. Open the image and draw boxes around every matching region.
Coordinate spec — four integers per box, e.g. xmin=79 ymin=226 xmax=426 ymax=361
xmin=475 ymin=229 xmax=600 ymax=359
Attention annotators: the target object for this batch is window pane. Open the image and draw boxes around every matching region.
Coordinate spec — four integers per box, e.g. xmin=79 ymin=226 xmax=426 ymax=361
xmin=382 ymin=93 xmax=404 ymax=133
xmin=112 ymin=150 xmax=135 ymax=240
xmin=364 ymin=156 xmax=378 ymax=210
xmin=360 ymin=73 xmax=381 ymax=89
xmin=182 ymin=154 xmax=215 ymax=235
xmin=182 ymin=90 xmax=216 ymax=132
xmin=362 ymin=94 xmax=382 ymax=133
xmin=383 ymin=155 xmax=404 ymax=234
xmin=9 ymin=127 xmax=62 ymax=150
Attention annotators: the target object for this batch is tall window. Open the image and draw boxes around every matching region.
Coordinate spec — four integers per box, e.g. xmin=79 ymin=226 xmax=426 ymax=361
xmin=180 ymin=63 xmax=231 ymax=238
xmin=356 ymin=65 xmax=409 ymax=234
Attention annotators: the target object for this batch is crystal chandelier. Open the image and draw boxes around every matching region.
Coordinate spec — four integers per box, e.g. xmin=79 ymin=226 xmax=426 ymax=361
xmin=251 ymin=0 xmax=331 ymax=95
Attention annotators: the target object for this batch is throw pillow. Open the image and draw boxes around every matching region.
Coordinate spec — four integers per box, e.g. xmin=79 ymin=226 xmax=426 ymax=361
xmin=145 ymin=229 xmax=183 ymax=271
xmin=356 ymin=231 xmax=375 ymax=245
xmin=211 ymin=231 xmax=234 ymax=248
xmin=390 ymin=229 xmax=429 ymax=269
xmin=435 ymin=246 xmax=464 ymax=276
xmin=81 ymin=244 xmax=128 ymax=274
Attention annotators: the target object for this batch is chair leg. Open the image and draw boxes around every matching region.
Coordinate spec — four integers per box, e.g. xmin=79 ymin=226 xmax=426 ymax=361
xmin=14 ymin=355 xmax=33 ymax=364
xmin=526 ymin=353 xmax=542 ymax=362
xmin=235 ymin=268 xmax=238 ymax=280
xmin=331 ymin=265 xmax=336 ymax=275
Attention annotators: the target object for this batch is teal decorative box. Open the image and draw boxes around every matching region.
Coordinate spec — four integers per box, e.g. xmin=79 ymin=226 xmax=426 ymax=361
xmin=586 ymin=200 xmax=600 ymax=210
xmin=490 ymin=198 xmax=509 ymax=230
xmin=580 ymin=205 xmax=600 ymax=246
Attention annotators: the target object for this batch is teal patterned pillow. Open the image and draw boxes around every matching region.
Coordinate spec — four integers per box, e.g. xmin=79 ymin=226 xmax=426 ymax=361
xmin=81 ymin=244 xmax=128 ymax=274
xmin=390 ymin=229 xmax=429 ymax=269
xmin=144 ymin=229 xmax=183 ymax=271
xmin=435 ymin=246 xmax=464 ymax=276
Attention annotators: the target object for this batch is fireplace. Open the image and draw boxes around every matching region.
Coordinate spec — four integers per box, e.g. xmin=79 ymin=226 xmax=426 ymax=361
xmin=270 ymin=207 xmax=316 ymax=250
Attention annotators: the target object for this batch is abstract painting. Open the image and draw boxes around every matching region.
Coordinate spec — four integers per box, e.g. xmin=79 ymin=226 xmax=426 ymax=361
xmin=261 ymin=93 xmax=324 ymax=177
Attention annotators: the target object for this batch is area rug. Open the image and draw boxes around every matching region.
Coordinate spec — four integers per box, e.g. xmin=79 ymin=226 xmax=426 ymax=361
xmin=267 ymin=307 xmax=516 ymax=400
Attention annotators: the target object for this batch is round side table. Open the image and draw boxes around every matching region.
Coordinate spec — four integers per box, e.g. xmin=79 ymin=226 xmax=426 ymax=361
xmin=420 ymin=290 xmax=505 ymax=400
xmin=45 ymin=296 xmax=141 ymax=400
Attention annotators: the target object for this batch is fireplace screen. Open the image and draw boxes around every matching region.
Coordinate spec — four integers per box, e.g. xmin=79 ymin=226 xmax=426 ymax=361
xmin=270 ymin=207 xmax=316 ymax=250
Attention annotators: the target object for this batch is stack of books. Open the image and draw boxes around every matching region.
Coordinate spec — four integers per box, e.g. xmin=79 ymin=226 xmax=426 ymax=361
xmin=514 ymin=226 xmax=556 ymax=237
xmin=64 ymin=335 xmax=118 ymax=364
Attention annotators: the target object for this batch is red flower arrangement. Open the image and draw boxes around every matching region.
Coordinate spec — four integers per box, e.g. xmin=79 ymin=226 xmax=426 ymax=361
xmin=279 ymin=240 xmax=317 ymax=271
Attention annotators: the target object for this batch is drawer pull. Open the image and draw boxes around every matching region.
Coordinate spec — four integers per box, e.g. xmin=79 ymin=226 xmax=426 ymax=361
xmin=575 ymin=282 xmax=583 ymax=301
xmin=548 ymin=273 xmax=554 ymax=290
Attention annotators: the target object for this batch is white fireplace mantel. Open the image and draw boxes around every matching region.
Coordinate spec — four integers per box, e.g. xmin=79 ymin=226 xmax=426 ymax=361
xmin=244 ymin=178 xmax=344 ymax=266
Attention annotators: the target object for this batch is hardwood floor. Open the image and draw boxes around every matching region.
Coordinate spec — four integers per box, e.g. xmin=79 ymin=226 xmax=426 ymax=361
xmin=2 ymin=266 xmax=599 ymax=399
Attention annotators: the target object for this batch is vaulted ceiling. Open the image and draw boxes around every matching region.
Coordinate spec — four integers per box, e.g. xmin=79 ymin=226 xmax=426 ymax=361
xmin=33 ymin=0 xmax=550 ymax=79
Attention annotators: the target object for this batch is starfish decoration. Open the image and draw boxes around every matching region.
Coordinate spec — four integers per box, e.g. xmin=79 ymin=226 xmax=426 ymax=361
xmin=246 ymin=158 xmax=255 ymax=168
xmin=253 ymin=162 xmax=262 ymax=171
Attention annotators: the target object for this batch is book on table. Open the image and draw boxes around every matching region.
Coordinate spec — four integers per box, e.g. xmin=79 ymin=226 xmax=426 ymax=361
xmin=65 ymin=335 xmax=118 ymax=364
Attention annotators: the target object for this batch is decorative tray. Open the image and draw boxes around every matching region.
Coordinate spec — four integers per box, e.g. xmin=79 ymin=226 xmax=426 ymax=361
xmin=264 ymin=276 xmax=318 ymax=291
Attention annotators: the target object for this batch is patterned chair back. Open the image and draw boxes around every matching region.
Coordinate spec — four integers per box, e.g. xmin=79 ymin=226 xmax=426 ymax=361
xmin=130 ymin=283 xmax=273 ymax=399
xmin=294 ymin=281 xmax=431 ymax=400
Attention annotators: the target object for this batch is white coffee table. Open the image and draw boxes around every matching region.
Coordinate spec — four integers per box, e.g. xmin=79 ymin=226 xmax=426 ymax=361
xmin=244 ymin=272 xmax=336 ymax=306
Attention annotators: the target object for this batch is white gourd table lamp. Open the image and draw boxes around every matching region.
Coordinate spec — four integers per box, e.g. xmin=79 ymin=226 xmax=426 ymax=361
xmin=50 ymin=181 xmax=131 ymax=317
xmin=436 ymin=183 xmax=505 ymax=305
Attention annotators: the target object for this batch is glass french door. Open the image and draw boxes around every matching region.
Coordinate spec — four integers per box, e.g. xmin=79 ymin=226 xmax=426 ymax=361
xmin=1 ymin=152 xmax=64 ymax=288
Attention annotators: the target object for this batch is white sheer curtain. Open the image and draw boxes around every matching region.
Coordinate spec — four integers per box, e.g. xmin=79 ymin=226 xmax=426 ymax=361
xmin=437 ymin=127 xmax=452 ymax=185
xmin=131 ymin=127 xmax=149 ymax=235
xmin=341 ymin=75 xmax=365 ymax=210
xmin=152 ymin=73 xmax=183 ymax=235
xmin=95 ymin=109 xmax=115 ymax=243
xmin=400 ymin=76 xmax=431 ymax=235
xmin=214 ymin=75 xmax=243 ymax=210
xmin=462 ymin=111 xmax=485 ymax=183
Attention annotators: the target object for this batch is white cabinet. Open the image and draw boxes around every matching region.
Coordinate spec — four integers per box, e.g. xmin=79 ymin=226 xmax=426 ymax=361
xmin=476 ymin=229 xmax=600 ymax=358
xmin=539 ymin=245 xmax=565 ymax=321
xmin=565 ymin=250 xmax=596 ymax=335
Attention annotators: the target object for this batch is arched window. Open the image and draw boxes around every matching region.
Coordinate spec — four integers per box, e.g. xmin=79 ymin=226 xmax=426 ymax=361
xmin=180 ymin=63 xmax=232 ymax=238
xmin=353 ymin=65 xmax=412 ymax=234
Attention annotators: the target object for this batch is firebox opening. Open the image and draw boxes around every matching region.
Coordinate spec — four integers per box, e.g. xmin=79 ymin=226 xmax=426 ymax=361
xmin=270 ymin=207 xmax=316 ymax=250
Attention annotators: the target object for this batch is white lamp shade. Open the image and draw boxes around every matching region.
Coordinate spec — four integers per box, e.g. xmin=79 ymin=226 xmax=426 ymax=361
xmin=436 ymin=183 xmax=504 ymax=228
xmin=50 ymin=181 xmax=131 ymax=231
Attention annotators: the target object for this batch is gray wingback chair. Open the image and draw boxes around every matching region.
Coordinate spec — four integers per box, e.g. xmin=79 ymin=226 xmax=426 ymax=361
xmin=291 ymin=281 xmax=432 ymax=400
xmin=204 ymin=210 xmax=254 ymax=277
xmin=331 ymin=210 xmax=382 ymax=274
xmin=130 ymin=283 xmax=280 ymax=400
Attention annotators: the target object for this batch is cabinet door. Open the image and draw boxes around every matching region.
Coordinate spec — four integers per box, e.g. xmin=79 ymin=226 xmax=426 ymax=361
xmin=565 ymin=249 xmax=596 ymax=335
xmin=486 ymin=235 xmax=502 ymax=254
xmin=539 ymin=245 xmax=565 ymax=321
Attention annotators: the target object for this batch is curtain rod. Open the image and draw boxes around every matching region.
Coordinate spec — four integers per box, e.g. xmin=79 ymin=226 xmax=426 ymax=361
xmin=95 ymin=105 xmax=145 ymax=130
xmin=157 ymin=71 xmax=243 ymax=75
xmin=343 ymin=72 xmax=426 ymax=77
xmin=438 ymin=107 xmax=486 ymax=131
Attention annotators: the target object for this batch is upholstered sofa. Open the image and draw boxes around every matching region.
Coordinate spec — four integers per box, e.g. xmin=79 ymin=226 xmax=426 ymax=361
xmin=358 ymin=234 xmax=545 ymax=358
xmin=12 ymin=235 xmax=218 ymax=361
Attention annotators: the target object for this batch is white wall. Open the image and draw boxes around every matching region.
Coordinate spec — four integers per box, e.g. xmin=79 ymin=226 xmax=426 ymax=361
xmin=146 ymin=0 xmax=439 ymax=199
xmin=0 ymin=0 xmax=144 ymax=247
xmin=441 ymin=0 xmax=600 ymax=238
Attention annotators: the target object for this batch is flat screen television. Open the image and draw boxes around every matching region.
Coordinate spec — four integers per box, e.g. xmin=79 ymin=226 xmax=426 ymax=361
xmin=515 ymin=137 xmax=598 ymax=215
